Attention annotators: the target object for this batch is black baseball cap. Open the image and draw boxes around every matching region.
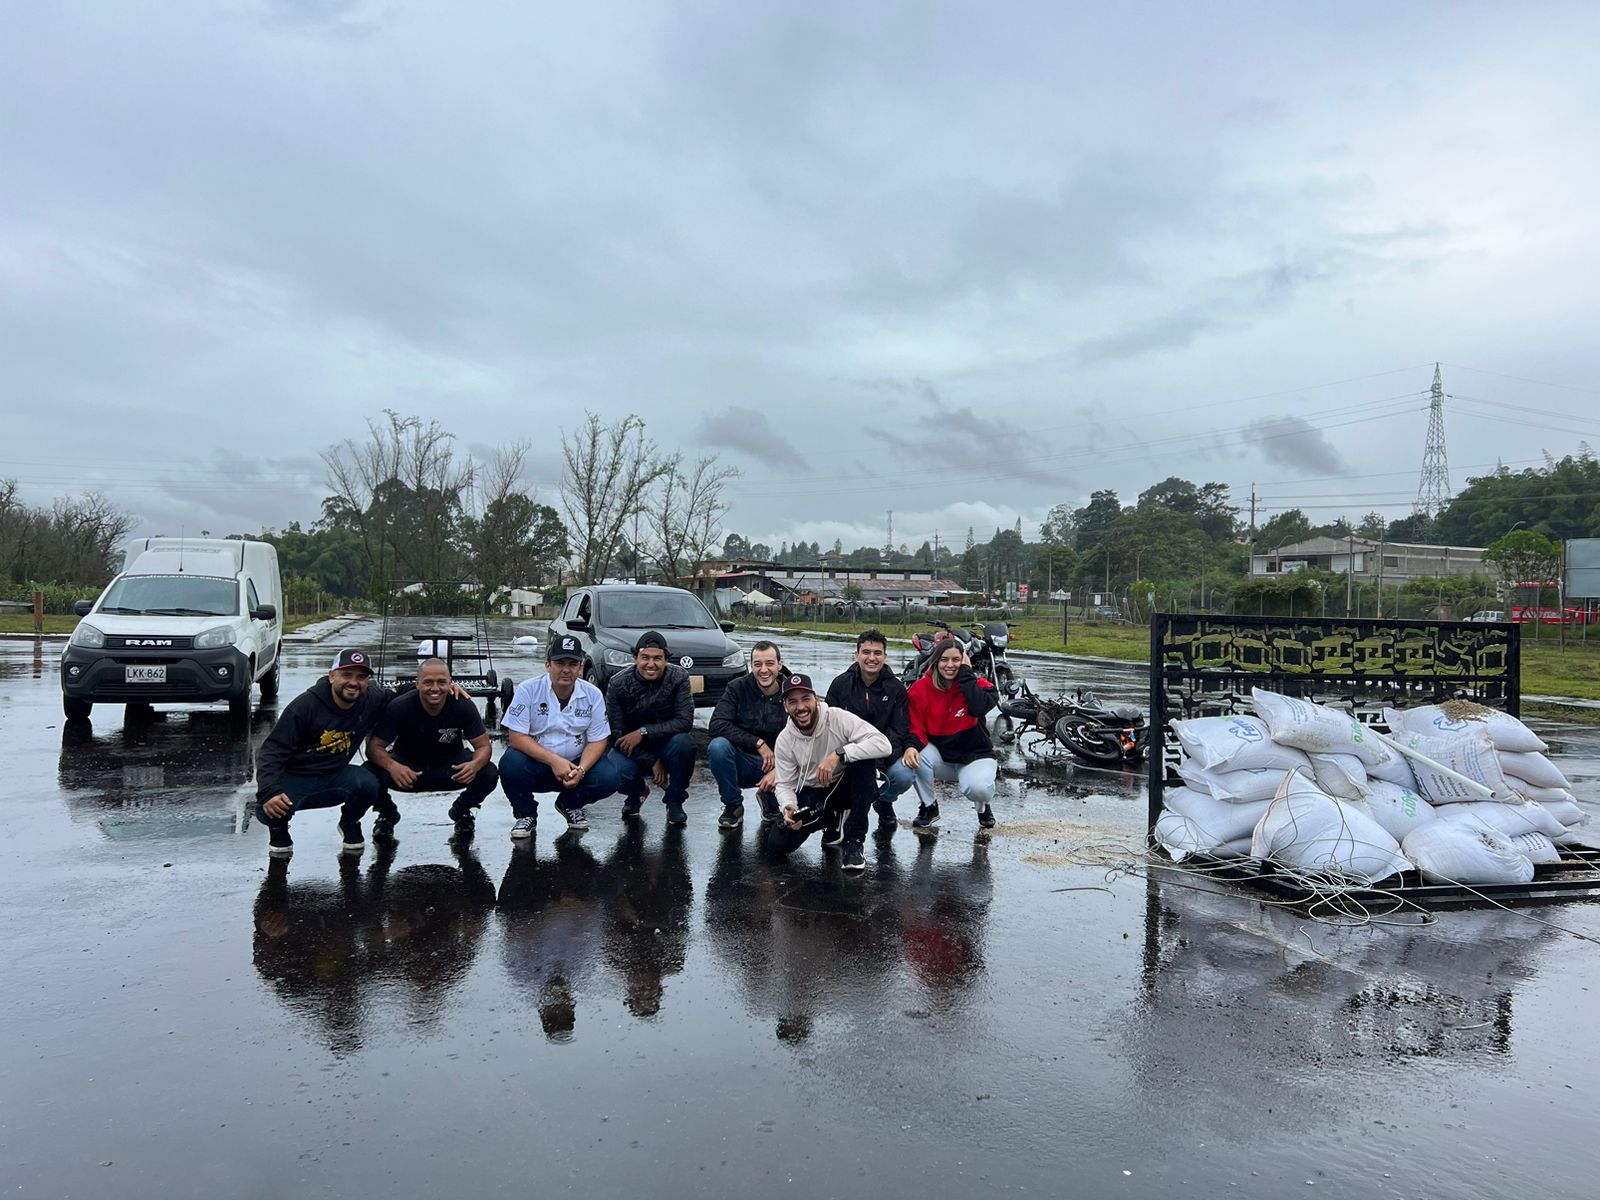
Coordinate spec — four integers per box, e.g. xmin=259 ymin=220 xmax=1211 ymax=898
xmin=633 ymin=631 xmax=668 ymax=655
xmin=330 ymin=648 xmax=373 ymax=675
xmin=780 ymin=671 xmax=816 ymax=697
xmin=547 ymin=634 xmax=585 ymax=662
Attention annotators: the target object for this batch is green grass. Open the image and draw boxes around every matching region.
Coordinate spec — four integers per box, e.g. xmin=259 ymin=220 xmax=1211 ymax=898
xmin=733 ymin=615 xmax=1600 ymax=708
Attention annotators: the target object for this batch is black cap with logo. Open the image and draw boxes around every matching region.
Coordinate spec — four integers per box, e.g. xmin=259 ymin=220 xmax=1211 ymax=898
xmin=330 ymin=648 xmax=373 ymax=675
xmin=547 ymin=634 xmax=585 ymax=662
xmin=780 ymin=672 xmax=815 ymax=697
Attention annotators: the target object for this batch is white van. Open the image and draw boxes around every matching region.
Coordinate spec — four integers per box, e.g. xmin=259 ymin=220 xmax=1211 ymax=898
xmin=61 ymin=538 xmax=283 ymax=720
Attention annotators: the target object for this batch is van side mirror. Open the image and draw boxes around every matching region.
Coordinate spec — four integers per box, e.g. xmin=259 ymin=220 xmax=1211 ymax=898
xmin=73 ymin=600 xmax=94 ymax=617
xmin=720 ymin=621 xmax=736 ymax=632
xmin=252 ymin=604 xmax=277 ymax=620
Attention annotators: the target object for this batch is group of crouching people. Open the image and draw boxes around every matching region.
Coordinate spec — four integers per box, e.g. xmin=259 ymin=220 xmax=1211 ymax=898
xmin=254 ymin=630 xmax=999 ymax=873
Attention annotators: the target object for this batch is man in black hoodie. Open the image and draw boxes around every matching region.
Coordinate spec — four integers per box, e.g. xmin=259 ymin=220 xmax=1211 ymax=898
xmin=824 ymin=629 xmax=916 ymax=835
xmin=602 ymin=631 xmax=696 ymax=826
xmin=706 ymin=640 xmax=787 ymax=829
xmin=256 ymin=648 xmax=400 ymax=859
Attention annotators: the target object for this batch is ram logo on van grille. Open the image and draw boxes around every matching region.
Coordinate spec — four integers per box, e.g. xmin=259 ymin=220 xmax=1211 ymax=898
xmin=109 ymin=635 xmax=194 ymax=651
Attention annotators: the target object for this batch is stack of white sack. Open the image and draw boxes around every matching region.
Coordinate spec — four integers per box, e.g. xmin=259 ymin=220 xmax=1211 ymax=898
xmin=1155 ymin=714 xmax=1312 ymax=860
xmin=1250 ymin=688 xmax=1416 ymax=787
xmin=1383 ymin=702 xmax=1591 ymax=845
xmin=1249 ymin=774 xmax=1412 ymax=883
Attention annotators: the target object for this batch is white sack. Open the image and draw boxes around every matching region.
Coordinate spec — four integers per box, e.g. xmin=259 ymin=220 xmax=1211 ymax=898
xmin=1382 ymin=704 xmax=1547 ymax=753
xmin=1364 ymin=752 xmax=1418 ymax=788
xmin=1251 ymin=688 xmax=1389 ymax=766
xmin=1509 ymin=832 xmax=1561 ymax=865
xmin=1249 ymin=777 xmax=1411 ymax=884
xmin=1437 ymin=800 xmax=1566 ymax=840
xmin=1308 ymin=752 xmax=1368 ymax=800
xmin=1353 ymin=781 xmax=1437 ymax=843
xmin=1539 ymin=797 xmax=1589 ymax=828
xmin=1155 ymin=811 xmax=1246 ymax=861
xmin=1162 ymin=787 xmax=1273 ymax=844
xmin=1390 ymin=728 xmax=1518 ymax=803
xmin=1176 ymin=763 xmax=1301 ymax=803
xmin=1498 ymin=751 xmax=1572 ymax=791
xmin=1507 ymin=782 xmax=1578 ymax=805
xmin=1402 ymin=818 xmax=1534 ymax=885
xmin=1171 ymin=715 xmax=1311 ymax=773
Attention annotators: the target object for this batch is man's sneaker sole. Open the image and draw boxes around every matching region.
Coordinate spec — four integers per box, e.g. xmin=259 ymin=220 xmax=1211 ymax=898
xmin=510 ymin=824 xmax=536 ymax=841
xmin=268 ymin=843 xmax=294 ymax=858
xmin=556 ymin=808 xmax=589 ymax=830
xmin=718 ymin=808 xmax=743 ymax=830
xmin=340 ymin=841 xmax=365 ymax=854
xmin=841 ymin=854 xmax=866 ymax=872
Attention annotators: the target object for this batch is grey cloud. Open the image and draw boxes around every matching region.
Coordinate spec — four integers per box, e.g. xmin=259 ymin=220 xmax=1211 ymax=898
xmin=1241 ymin=416 xmax=1351 ymax=476
xmin=693 ymin=407 xmax=810 ymax=469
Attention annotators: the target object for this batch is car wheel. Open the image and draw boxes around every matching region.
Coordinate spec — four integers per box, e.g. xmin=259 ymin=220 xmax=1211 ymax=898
xmin=63 ymin=696 xmax=93 ymax=721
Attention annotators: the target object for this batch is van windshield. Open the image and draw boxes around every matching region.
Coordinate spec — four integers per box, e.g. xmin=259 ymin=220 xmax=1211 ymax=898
xmin=99 ymin=575 xmax=240 ymax=617
xmin=596 ymin=591 xmax=716 ymax=630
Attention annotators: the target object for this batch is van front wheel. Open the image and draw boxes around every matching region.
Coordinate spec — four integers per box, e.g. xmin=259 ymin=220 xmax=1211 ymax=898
xmin=259 ymin=655 xmax=280 ymax=700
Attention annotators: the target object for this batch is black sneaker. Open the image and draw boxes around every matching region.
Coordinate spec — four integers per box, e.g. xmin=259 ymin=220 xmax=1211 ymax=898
xmin=449 ymin=807 xmax=477 ymax=842
xmin=820 ymin=812 xmax=846 ymax=848
xmin=622 ymin=795 xmax=644 ymax=820
xmin=912 ymin=802 xmax=940 ymax=830
xmin=977 ymin=806 xmax=997 ymax=830
xmin=841 ymin=839 xmax=865 ymax=871
xmin=267 ymin=825 xmax=294 ymax=858
xmin=373 ymin=816 xmax=397 ymax=843
xmin=665 ymin=800 xmax=688 ymax=827
xmin=555 ymin=800 xmax=589 ymax=830
xmin=718 ymin=804 xmax=744 ymax=829
xmin=873 ymin=800 xmax=898 ymax=833
xmin=756 ymin=791 xmax=781 ymax=824
xmin=510 ymin=816 xmax=536 ymax=840
xmin=338 ymin=816 xmax=365 ymax=854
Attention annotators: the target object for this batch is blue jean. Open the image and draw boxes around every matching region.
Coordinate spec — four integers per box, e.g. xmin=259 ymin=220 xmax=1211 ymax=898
xmin=256 ymin=763 xmax=383 ymax=835
xmin=499 ymin=747 xmax=622 ymax=819
xmin=606 ymin=733 xmax=695 ymax=807
xmin=706 ymin=736 xmax=770 ymax=809
xmin=879 ymin=759 xmax=917 ymax=806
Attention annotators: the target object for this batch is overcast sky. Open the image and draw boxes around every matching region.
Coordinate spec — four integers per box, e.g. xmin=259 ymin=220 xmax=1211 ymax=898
xmin=4 ymin=1 xmax=1599 ymax=554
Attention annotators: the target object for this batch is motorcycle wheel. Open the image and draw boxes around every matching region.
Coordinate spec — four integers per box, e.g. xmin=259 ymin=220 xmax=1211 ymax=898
xmin=997 ymin=696 xmax=1037 ymax=721
xmin=1055 ymin=716 xmax=1126 ymax=765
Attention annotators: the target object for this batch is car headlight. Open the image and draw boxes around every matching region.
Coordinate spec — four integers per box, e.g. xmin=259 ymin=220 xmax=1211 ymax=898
xmin=70 ymin=622 xmax=105 ymax=648
xmin=723 ymin=648 xmax=746 ymax=668
xmin=195 ymin=625 xmax=236 ymax=650
xmin=603 ymin=647 xmax=634 ymax=667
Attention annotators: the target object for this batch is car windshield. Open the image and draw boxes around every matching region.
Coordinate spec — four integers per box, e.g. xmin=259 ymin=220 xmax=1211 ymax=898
xmin=596 ymin=591 xmax=716 ymax=630
xmin=99 ymin=575 xmax=239 ymax=617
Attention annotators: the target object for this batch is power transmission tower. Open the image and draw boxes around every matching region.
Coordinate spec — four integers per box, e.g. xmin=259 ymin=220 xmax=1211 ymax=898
xmin=884 ymin=510 xmax=894 ymax=557
xmin=1413 ymin=363 xmax=1452 ymax=520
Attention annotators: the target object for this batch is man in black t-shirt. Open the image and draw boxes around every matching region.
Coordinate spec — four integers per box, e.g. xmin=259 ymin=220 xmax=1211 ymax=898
xmin=364 ymin=658 xmax=499 ymax=843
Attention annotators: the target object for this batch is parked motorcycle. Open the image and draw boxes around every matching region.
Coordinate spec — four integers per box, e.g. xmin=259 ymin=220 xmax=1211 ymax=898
xmin=901 ymin=620 xmax=1016 ymax=693
xmin=995 ymin=680 xmax=1147 ymax=766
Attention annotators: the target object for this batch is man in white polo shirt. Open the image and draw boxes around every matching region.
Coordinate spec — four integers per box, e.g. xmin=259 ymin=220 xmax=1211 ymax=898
xmin=498 ymin=633 xmax=621 ymax=839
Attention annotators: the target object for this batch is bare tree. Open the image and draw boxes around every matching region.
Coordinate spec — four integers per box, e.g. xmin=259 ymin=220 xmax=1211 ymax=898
xmin=559 ymin=413 xmax=671 ymax=584
xmin=466 ymin=442 xmax=568 ymax=601
xmin=321 ymin=411 xmax=473 ymax=596
xmin=0 ymin=482 xmax=132 ymax=584
xmin=650 ymin=455 xmax=739 ymax=587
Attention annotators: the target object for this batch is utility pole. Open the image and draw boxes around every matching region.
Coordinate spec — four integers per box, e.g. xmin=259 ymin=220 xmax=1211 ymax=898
xmin=1249 ymin=484 xmax=1257 ymax=536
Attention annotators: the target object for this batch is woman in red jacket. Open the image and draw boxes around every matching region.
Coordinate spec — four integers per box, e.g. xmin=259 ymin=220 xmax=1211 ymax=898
xmin=903 ymin=640 xmax=998 ymax=831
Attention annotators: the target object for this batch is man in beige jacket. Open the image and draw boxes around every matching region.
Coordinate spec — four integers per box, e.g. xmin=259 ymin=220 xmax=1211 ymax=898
xmin=770 ymin=672 xmax=891 ymax=872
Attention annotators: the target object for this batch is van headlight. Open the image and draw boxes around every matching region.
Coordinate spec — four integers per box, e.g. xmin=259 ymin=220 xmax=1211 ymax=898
xmin=70 ymin=623 xmax=105 ymax=648
xmin=195 ymin=626 xmax=236 ymax=650
xmin=723 ymin=648 xmax=746 ymax=668
xmin=603 ymin=647 xmax=634 ymax=667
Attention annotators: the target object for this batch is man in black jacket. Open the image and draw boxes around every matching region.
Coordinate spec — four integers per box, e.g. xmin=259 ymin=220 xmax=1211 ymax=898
xmin=824 ymin=629 xmax=916 ymax=835
xmin=256 ymin=648 xmax=400 ymax=859
xmin=706 ymin=640 xmax=786 ymax=829
xmin=602 ymin=631 xmax=697 ymax=826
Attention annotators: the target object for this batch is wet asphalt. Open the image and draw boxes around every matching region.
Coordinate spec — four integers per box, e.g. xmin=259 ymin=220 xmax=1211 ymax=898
xmin=5 ymin=620 xmax=1600 ymax=1199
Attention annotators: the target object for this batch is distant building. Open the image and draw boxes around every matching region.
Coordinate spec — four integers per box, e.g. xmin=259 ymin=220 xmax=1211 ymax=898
xmin=1249 ymin=537 xmax=1488 ymax=584
xmin=690 ymin=560 xmax=969 ymax=608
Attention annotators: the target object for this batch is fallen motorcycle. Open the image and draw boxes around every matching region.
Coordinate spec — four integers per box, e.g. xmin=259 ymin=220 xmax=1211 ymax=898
xmin=995 ymin=680 xmax=1148 ymax=766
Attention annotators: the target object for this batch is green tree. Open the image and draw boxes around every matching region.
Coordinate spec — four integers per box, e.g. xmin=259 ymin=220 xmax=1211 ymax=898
xmin=1073 ymin=489 xmax=1124 ymax=551
xmin=1485 ymin=529 xmax=1562 ymax=631
xmin=1255 ymin=508 xmax=1314 ymax=552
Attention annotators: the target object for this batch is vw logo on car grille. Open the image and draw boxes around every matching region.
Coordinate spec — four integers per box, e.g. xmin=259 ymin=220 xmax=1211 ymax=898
xmin=680 ymin=655 xmax=694 ymax=668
